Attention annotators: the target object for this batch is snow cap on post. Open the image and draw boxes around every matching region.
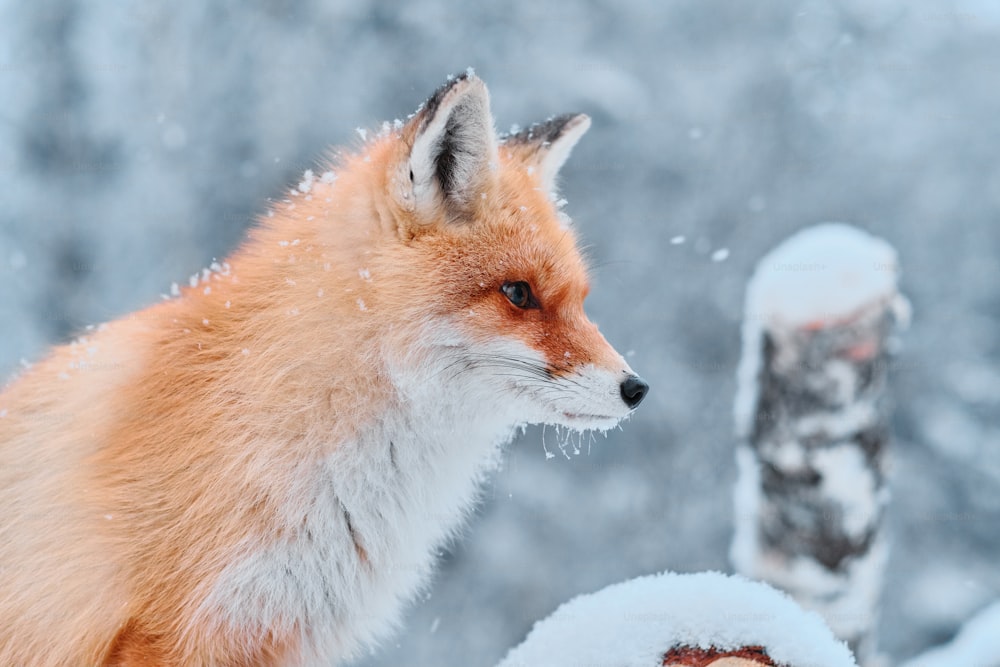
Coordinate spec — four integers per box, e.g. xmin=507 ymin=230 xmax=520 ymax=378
xmin=496 ymin=571 xmax=857 ymax=667
xmin=744 ymin=223 xmax=899 ymax=330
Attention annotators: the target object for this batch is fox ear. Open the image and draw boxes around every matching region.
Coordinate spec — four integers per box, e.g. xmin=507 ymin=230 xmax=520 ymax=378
xmin=406 ymin=73 xmax=498 ymax=221
xmin=504 ymin=114 xmax=591 ymax=196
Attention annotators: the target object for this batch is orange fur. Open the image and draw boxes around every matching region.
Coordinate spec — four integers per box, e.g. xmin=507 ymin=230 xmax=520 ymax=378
xmin=0 ymin=75 xmax=642 ymax=665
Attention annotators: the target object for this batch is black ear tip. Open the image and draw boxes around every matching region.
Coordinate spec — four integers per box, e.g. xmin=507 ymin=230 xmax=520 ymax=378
xmin=558 ymin=114 xmax=591 ymax=141
xmin=505 ymin=113 xmax=591 ymax=147
xmin=420 ymin=72 xmax=487 ymax=127
xmin=431 ymin=70 xmax=483 ymax=98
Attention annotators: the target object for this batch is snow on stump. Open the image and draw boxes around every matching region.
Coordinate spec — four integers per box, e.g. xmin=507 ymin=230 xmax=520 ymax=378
xmin=496 ymin=571 xmax=857 ymax=667
xmin=731 ymin=224 xmax=909 ymax=663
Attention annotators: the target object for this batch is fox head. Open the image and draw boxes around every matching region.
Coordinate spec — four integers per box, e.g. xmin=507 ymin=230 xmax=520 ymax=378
xmin=340 ymin=73 xmax=648 ymax=432
xmin=263 ymin=74 xmax=646 ymax=436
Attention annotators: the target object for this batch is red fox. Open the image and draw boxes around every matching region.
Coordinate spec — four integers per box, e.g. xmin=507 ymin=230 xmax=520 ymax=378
xmin=0 ymin=73 xmax=647 ymax=666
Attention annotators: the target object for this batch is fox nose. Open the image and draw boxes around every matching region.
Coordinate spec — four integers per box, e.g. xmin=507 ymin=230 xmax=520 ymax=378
xmin=620 ymin=374 xmax=649 ymax=409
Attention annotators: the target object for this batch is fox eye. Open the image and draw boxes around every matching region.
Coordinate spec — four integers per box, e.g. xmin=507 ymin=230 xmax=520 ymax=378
xmin=501 ymin=281 xmax=539 ymax=309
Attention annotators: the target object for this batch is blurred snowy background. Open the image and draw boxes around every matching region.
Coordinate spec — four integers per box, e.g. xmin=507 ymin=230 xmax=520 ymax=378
xmin=2 ymin=0 xmax=999 ymax=664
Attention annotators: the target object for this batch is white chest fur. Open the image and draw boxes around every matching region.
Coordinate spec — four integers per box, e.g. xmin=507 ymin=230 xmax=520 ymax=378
xmin=197 ymin=375 xmax=519 ymax=664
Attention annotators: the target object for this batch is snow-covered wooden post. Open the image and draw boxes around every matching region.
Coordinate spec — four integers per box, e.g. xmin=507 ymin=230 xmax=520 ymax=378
xmin=731 ymin=224 xmax=908 ymax=664
xmin=497 ymin=571 xmax=858 ymax=667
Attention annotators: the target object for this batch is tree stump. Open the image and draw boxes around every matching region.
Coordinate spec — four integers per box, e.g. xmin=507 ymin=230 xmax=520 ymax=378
xmin=731 ymin=223 xmax=909 ymax=664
